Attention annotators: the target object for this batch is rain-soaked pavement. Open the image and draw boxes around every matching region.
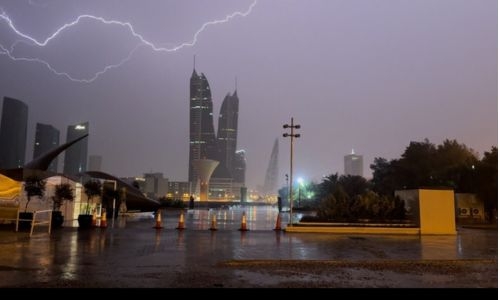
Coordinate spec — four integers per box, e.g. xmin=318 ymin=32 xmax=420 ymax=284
xmin=0 ymin=205 xmax=496 ymax=288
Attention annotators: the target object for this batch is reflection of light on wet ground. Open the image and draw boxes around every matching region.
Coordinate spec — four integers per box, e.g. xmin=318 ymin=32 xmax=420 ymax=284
xmin=420 ymin=235 xmax=458 ymax=260
xmin=61 ymin=233 xmax=78 ymax=280
xmin=97 ymin=207 xmax=497 ymax=261
xmin=0 ymin=206 xmax=496 ymax=288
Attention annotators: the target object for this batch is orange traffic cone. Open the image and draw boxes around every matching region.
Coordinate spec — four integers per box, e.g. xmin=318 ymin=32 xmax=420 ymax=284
xmin=238 ymin=212 xmax=249 ymax=231
xmin=209 ymin=213 xmax=217 ymax=231
xmin=100 ymin=209 xmax=108 ymax=228
xmin=153 ymin=210 xmax=163 ymax=229
xmin=273 ymin=213 xmax=281 ymax=231
xmin=92 ymin=209 xmax=97 ymax=227
xmin=176 ymin=211 xmax=185 ymax=230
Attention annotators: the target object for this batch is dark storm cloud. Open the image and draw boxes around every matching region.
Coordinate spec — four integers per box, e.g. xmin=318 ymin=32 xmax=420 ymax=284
xmin=0 ymin=0 xmax=496 ymax=189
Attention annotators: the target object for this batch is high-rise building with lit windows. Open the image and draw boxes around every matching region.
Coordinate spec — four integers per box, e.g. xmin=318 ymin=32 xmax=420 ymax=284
xmin=344 ymin=150 xmax=363 ymax=177
xmin=188 ymin=68 xmax=218 ymax=187
xmin=33 ymin=123 xmax=60 ymax=172
xmin=0 ymin=97 xmax=28 ymax=169
xmin=216 ymin=91 xmax=239 ymax=179
xmin=63 ymin=122 xmax=89 ymax=175
xmin=188 ymin=66 xmax=245 ymax=198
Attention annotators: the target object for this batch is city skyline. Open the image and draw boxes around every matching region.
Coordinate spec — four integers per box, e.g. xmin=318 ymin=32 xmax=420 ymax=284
xmin=0 ymin=0 xmax=496 ymax=189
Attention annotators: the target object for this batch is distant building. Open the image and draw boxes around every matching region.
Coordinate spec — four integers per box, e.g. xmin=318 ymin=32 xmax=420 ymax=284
xmin=88 ymin=155 xmax=102 ymax=171
xmin=63 ymin=122 xmax=89 ymax=175
xmin=143 ymin=172 xmax=169 ymax=199
xmin=344 ymin=150 xmax=363 ymax=177
xmin=233 ymin=149 xmax=246 ymax=184
xmin=119 ymin=176 xmax=145 ymax=191
xmin=33 ymin=123 xmax=60 ymax=172
xmin=167 ymin=181 xmax=191 ymax=200
xmin=0 ymin=97 xmax=28 ymax=169
xmin=216 ymin=91 xmax=239 ymax=179
xmin=262 ymin=138 xmax=279 ymax=195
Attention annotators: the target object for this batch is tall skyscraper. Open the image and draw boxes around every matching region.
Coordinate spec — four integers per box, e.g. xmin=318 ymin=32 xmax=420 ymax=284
xmin=233 ymin=149 xmax=246 ymax=184
xmin=216 ymin=91 xmax=239 ymax=178
xmin=189 ymin=68 xmax=217 ymax=186
xmin=0 ymin=97 xmax=28 ymax=169
xmin=88 ymin=154 xmax=102 ymax=171
xmin=344 ymin=150 xmax=363 ymax=177
xmin=263 ymin=138 xmax=279 ymax=195
xmin=63 ymin=122 xmax=89 ymax=175
xmin=188 ymin=65 xmax=244 ymax=199
xmin=33 ymin=123 xmax=60 ymax=172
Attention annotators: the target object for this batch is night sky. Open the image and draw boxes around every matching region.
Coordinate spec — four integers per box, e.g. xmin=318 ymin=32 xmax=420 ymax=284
xmin=0 ymin=0 xmax=496 ymax=190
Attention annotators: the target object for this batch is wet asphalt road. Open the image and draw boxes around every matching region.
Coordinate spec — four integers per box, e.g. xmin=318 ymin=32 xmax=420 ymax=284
xmin=0 ymin=207 xmax=497 ymax=288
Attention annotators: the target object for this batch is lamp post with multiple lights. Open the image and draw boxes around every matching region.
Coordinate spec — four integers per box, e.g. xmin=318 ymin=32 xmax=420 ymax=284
xmin=283 ymin=118 xmax=300 ymax=226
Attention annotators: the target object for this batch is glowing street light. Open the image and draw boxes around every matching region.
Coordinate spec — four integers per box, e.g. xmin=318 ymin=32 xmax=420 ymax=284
xmin=297 ymin=177 xmax=304 ymax=208
xmin=283 ymin=117 xmax=300 ymax=226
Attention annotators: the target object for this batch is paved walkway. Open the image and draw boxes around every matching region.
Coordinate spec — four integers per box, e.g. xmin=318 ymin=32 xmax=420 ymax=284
xmin=0 ymin=209 xmax=497 ymax=288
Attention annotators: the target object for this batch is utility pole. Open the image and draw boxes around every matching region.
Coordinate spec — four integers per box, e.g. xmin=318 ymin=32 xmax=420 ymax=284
xmin=285 ymin=174 xmax=289 ymax=207
xmin=283 ymin=117 xmax=300 ymax=226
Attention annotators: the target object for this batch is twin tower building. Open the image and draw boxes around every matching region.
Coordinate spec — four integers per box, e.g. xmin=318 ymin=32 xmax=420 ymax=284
xmin=188 ymin=68 xmax=246 ymax=200
xmin=0 ymin=66 xmax=246 ymax=201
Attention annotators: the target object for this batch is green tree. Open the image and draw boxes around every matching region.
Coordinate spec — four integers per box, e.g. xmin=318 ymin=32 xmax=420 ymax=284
xmin=398 ymin=139 xmax=437 ymax=188
xmin=370 ymin=139 xmax=482 ymax=194
xmin=338 ymin=175 xmax=371 ymax=198
xmin=23 ymin=176 xmax=46 ymax=212
xmin=53 ymin=183 xmax=74 ymax=211
xmin=434 ymin=139 xmax=479 ymax=190
xmin=370 ymin=157 xmax=399 ymax=196
xmin=474 ymin=147 xmax=497 ymax=222
xmin=317 ymin=173 xmax=339 ymax=200
xmin=83 ymin=180 xmax=101 ymax=215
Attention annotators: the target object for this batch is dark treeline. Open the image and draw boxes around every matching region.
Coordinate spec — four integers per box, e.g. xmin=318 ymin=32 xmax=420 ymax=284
xmin=280 ymin=139 xmax=497 ymax=223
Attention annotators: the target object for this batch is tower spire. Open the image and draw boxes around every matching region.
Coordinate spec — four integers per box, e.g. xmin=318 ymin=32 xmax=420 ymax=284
xmin=235 ymin=76 xmax=238 ymax=91
xmin=193 ymin=55 xmax=196 ymax=71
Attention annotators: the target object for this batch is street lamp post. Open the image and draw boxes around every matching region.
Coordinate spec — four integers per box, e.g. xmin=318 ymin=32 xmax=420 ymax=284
xmin=285 ymin=174 xmax=289 ymax=209
xmin=283 ymin=117 xmax=300 ymax=226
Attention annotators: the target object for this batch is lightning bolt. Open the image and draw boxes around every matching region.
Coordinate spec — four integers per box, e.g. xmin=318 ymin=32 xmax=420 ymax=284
xmin=0 ymin=0 xmax=257 ymax=83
